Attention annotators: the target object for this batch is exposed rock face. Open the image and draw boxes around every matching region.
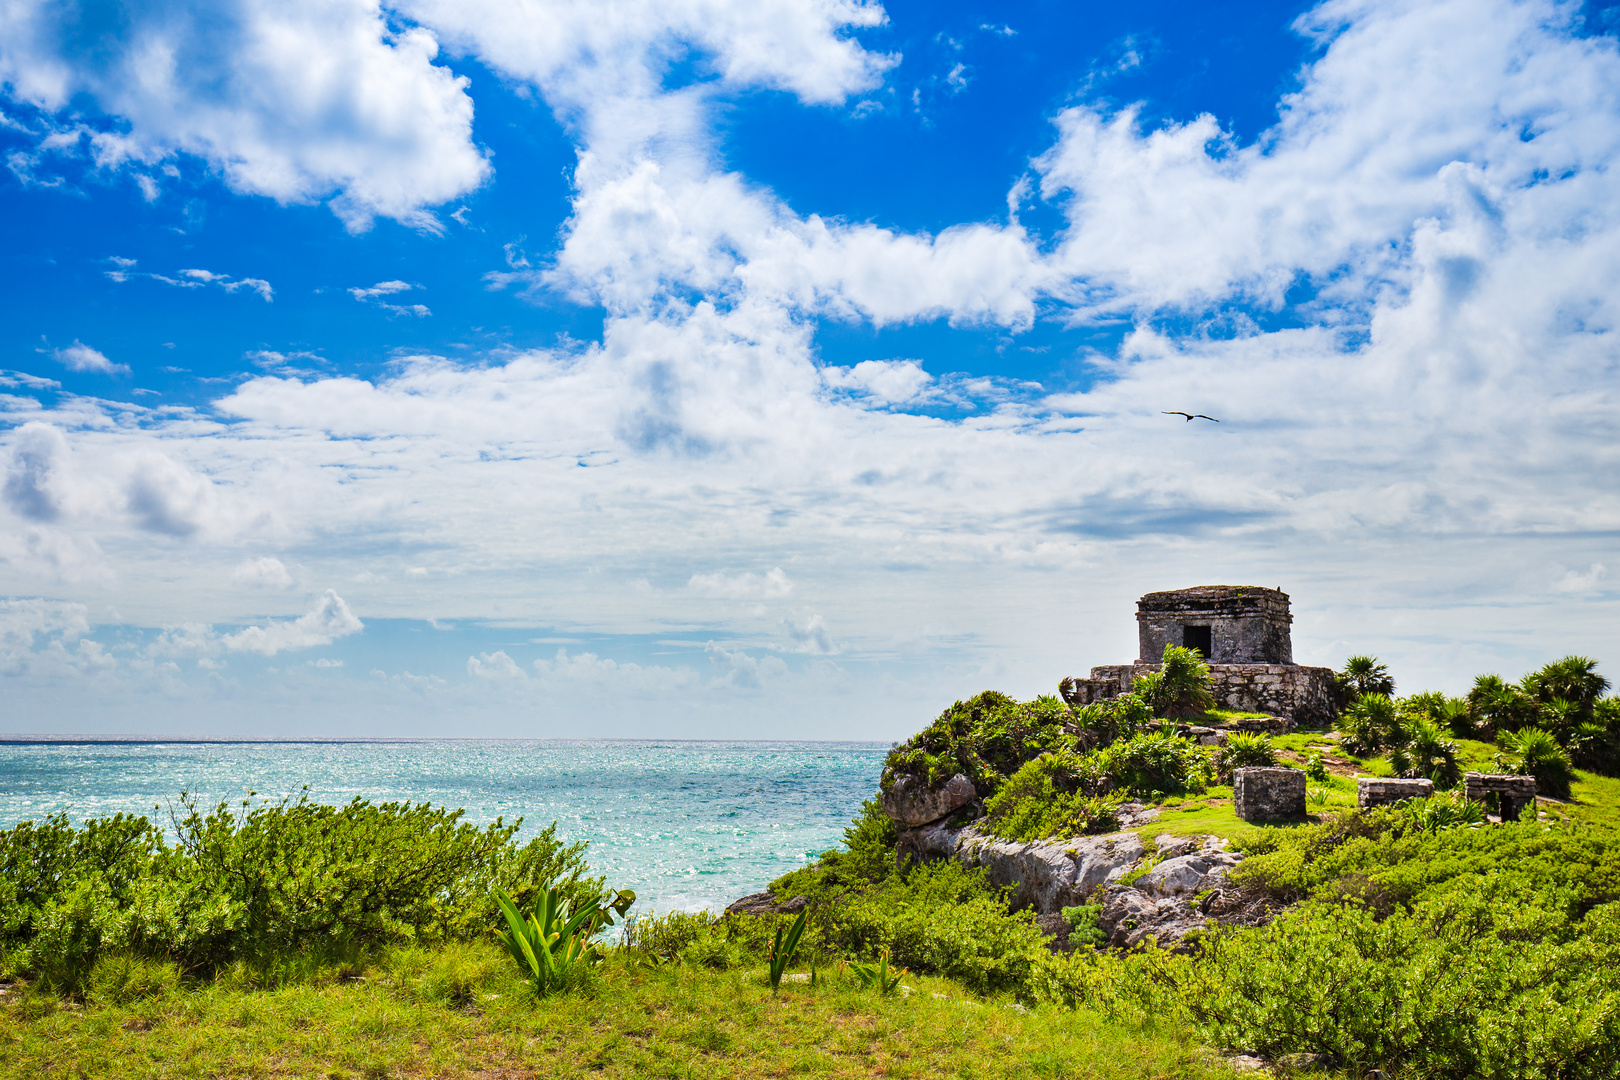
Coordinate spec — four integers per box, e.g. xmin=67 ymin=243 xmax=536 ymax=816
xmin=881 ymin=772 xmax=977 ymax=827
xmin=1095 ymin=834 xmax=1275 ymax=949
xmin=1358 ymin=777 xmax=1434 ymax=808
xmin=961 ymin=829 xmax=1148 ymax=913
xmin=1234 ymin=767 xmax=1307 ymax=821
xmin=724 ymin=892 xmax=809 ymax=917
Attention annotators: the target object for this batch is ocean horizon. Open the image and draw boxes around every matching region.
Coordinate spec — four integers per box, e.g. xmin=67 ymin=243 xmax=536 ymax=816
xmin=0 ymin=737 xmax=889 ymax=916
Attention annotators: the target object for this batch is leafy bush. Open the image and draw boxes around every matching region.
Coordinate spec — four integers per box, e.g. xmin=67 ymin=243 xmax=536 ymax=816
xmin=1133 ymin=645 xmax=1215 ymax=718
xmin=767 ymin=798 xmax=896 ymax=903
xmin=1391 ymin=791 xmax=1485 ymax=834
xmin=827 ymin=861 xmax=1046 ymax=996
xmin=622 ymin=909 xmax=720 ymax=961
xmin=1389 ymin=717 xmax=1463 ymax=789
xmin=982 ymin=752 xmax=1124 ymax=841
xmin=1340 ymin=692 xmax=1404 ymax=756
xmin=882 ymin=691 xmax=1078 ymax=796
xmin=1213 ymin=733 xmax=1278 ymax=782
xmin=0 ymin=795 xmax=607 ymax=993
xmin=1304 ymin=751 xmax=1330 ymax=782
xmin=1495 ymin=727 xmax=1575 ymax=800
xmin=1069 ymin=693 xmax=1154 ymax=747
xmin=1093 ymin=732 xmax=1214 ymax=799
xmin=1061 ymin=904 xmax=1107 ymax=949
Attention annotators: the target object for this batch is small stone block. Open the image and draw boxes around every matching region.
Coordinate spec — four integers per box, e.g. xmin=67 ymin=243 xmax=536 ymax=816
xmin=1357 ymin=777 xmax=1434 ymax=809
xmin=1233 ymin=767 xmax=1307 ymax=821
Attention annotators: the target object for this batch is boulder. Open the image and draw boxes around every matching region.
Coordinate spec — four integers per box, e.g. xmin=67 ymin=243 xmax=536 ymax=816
xmin=881 ymin=772 xmax=978 ymax=827
xmin=724 ymin=892 xmax=809 ymax=917
xmin=1233 ymin=766 xmax=1306 ymax=821
xmin=959 ymin=828 xmax=1147 ymax=913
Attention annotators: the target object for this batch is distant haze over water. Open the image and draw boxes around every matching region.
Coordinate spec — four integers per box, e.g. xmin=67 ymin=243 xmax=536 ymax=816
xmin=0 ymin=739 xmax=887 ymax=914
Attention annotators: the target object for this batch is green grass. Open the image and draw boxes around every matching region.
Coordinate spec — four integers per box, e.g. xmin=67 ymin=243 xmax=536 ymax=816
xmin=1186 ymin=709 xmax=1272 ymax=722
xmin=0 ymin=944 xmax=1243 ymax=1080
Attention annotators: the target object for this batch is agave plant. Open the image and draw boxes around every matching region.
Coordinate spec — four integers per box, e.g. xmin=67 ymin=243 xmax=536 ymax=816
xmin=491 ymin=884 xmax=635 ymax=996
xmin=1496 ymin=727 xmax=1574 ymax=800
xmin=767 ymin=907 xmax=810 ymax=991
xmin=1393 ymin=791 xmax=1485 ymax=833
xmin=848 ymin=948 xmax=907 ymax=995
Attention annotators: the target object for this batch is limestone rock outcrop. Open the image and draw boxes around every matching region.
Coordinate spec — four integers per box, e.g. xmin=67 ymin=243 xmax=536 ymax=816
xmin=880 ymin=772 xmax=977 ymax=827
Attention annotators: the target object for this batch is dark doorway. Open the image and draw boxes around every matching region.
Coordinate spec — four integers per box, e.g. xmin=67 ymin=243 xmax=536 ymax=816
xmin=1183 ymin=625 xmax=1212 ymax=658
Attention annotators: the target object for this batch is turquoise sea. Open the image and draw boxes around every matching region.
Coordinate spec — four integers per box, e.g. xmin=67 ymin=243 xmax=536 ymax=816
xmin=0 ymin=739 xmax=887 ymax=914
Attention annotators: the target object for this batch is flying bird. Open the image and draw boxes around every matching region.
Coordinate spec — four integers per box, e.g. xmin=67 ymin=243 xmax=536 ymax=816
xmin=1162 ymin=411 xmax=1221 ymax=423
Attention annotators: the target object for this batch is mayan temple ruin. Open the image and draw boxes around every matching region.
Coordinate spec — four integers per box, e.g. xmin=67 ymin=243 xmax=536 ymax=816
xmin=1061 ymin=585 xmax=1339 ymax=729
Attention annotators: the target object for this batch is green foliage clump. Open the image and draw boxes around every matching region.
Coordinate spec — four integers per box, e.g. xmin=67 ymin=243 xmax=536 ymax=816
xmin=1133 ymin=644 xmax=1216 ymax=718
xmin=1093 ymin=732 xmax=1214 ymax=800
xmin=1496 ymin=727 xmax=1576 ymax=800
xmin=767 ymin=797 xmax=896 ymax=904
xmin=1212 ymin=733 xmax=1278 ymax=782
xmin=983 ymin=752 xmax=1123 ymax=841
xmin=1303 ymin=751 xmax=1330 ymax=782
xmin=1061 ymin=903 xmax=1107 ymax=949
xmin=1338 ymin=655 xmax=1396 ymax=701
xmin=1340 ymin=692 xmax=1403 ymax=756
xmin=0 ymin=793 xmax=606 ymax=994
xmin=827 ymin=861 xmax=1046 ymax=997
xmin=1389 ymin=716 xmax=1464 ymax=789
xmin=882 ymin=691 xmax=1078 ymax=796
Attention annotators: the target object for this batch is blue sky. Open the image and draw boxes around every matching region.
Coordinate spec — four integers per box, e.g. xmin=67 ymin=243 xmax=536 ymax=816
xmin=1 ymin=0 xmax=1617 ymax=737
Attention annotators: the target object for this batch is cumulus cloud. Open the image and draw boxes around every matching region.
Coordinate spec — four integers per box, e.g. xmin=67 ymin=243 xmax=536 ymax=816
xmin=232 ymin=556 xmax=294 ymax=590
xmin=219 ymin=589 xmax=363 ymax=655
xmin=4 ymin=422 xmax=71 ymax=521
xmin=0 ymin=0 xmax=490 ymax=230
xmin=0 ymin=597 xmax=100 ymax=676
xmin=51 ymin=341 xmax=127 ymax=375
xmin=704 ymin=643 xmax=788 ymax=690
xmin=125 ymin=453 xmax=220 ymax=537
xmin=781 ymin=613 xmax=834 ymax=653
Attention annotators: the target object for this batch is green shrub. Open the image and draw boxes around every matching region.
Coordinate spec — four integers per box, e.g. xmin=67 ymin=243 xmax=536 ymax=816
xmin=1093 ymin=731 xmax=1214 ymax=800
xmin=0 ymin=794 xmax=608 ymax=992
xmin=882 ymin=691 xmax=1078 ymax=796
xmin=623 ymin=909 xmax=721 ymax=961
xmin=1213 ymin=733 xmax=1277 ymax=782
xmin=1069 ymin=693 xmax=1154 ymax=747
xmin=1304 ymin=751 xmax=1330 ymax=782
xmin=1496 ymin=727 xmax=1575 ymax=800
xmin=1392 ymin=791 xmax=1485 ymax=834
xmin=827 ymin=861 xmax=1046 ymax=996
xmin=1061 ymin=904 xmax=1106 ymax=949
xmin=982 ymin=752 xmax=1122 ymax=841
xmin=1133 ymin=645 xmax=1215 ymax=718
xmin=85 ymin=951 xmax=181 ymax=1006
xmin=1390 ymin=717 xmax=1463 ymax=789
xmin=1341 ymin=693 xmax=1404 ymax=756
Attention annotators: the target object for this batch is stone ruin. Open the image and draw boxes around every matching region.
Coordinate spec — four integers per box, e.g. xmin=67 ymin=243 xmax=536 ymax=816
xmin=1062 ymin=585 xmax=1339 ymax=729
xmin=1358 ymin=777 xmax=1435 ymax=808
xmin=1465 ymin=773 xmax=1538 ymax=821
xmin=1233 ymin=766 xmax=1306 ymax=821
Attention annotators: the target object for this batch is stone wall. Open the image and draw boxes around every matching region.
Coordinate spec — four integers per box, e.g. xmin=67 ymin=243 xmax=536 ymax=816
xmin=1082 ymin=662 xmax=1338 ymax=728
xmin=1465 ymin=773 xmax=1538 ymax=821
xmin=1136 ymin=585 xmax=1293 ymax=664
xmin=1357 ymin=777 xmax=1434 ymax=808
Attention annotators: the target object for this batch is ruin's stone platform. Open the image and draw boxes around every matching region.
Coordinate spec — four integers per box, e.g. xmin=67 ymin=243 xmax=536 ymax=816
xmin=1064 ymin=662 xmax=1338 ymax=729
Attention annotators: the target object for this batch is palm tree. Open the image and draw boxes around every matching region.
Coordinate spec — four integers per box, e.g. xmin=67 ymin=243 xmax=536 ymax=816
xmin=1496 ymin=727 xmax=1573 ymax=800
xmin=1133 ymin=645 xmax=1215 ymax=718
xmin=1339 ymin=655 xmax=1395 ymax=700
xmin=1389 ymin=718 xmax=1462 ymax=788
xmin=1522 ymin=656 xmax=1610 ymax=714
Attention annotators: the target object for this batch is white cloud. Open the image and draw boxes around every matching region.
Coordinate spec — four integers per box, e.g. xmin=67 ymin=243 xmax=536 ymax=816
xmin=349 ymin=280 xmax=414 ymax=300
xmin=51 ymin=341 xmax=128 ymax=375
xmin=0 ymin=0 xmax=490 ymax=231
xmin=821 ymin=360 xmax=931 ymax=404
xmin=219 ymin=589 xmax=363 ymax=655
xmin=467 ymin=649 xmax=527 ymax=679
xmin=687 ymin=567 xmax=794 ymax=599
xmin=781 ymin=613 xmax=834 ymax=653
xmin=1554 ymin=563 xmax=1607 ymax=595
xmin=4 ymin=422 xmax=71 ymax=521
xmin=704 ymin=643 xmax=788 ymax=690
xmin=232 ymin=556 xmax=294 ymax=590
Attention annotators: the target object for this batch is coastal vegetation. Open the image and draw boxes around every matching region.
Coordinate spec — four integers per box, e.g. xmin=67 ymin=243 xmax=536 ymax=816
xmin=4 ymin=653 xmax=1620 ymax=1077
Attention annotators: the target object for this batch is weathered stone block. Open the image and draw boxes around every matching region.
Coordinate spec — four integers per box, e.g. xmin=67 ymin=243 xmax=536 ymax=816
xmin=1233 ymin=767 xmax=1306 ymax=821
xmin=1357 ymin=777 xmax=1434 ymax=808
xmin=1136 ymin=585 xmax=1294 ymax=664
xmin=1464 ymin=773 xmax=1538 ymax=822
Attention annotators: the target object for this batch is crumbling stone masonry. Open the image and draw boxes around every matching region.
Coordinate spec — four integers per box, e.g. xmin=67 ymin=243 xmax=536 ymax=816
xmin=1234 ymin=767 xmax=1307 ymax=821
xmin=1465 ymin=772 xmax=1538 ymax=822
xmin=1358 ymin=777 xmax=1435 ymax=808
xmin=1062 ymin=586 xmax=1339 ymax=728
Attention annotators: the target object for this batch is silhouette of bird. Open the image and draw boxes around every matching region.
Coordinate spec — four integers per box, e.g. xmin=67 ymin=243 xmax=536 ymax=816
xmin=1162 ymin=411 xmax=1220 ymax=423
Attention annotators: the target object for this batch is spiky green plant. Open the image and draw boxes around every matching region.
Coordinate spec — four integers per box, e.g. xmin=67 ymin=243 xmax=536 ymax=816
xmin=1338 ymin=655 xmax=1395 ymax=700
xmin=491 ymin=885 xmax=634 ymax=996
xmin=1213 ymin=732 xmax=1278 ymax=782
xmin=1388 ymin=717 xmax=1462 ymax=789
xmin=1495 ymin=727 xmax=1573 ymax=801
xmin=1393 ymin=791 xmax=1486 ymax=833
xmin=1134 ymin=644 xmax=1215 ymax=718
xmin=1522 ymin=656 xmax=1610 ymax=712
xmin=766 ymin=907 xmax=809 ymax=991
xmin=1303 ymin=751 xmax=1330 ymax=782
xmin=848 ymin=948 xmax=907 ymax=995
xmin=1340 ymin=693 xmax=1403 ymax=756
